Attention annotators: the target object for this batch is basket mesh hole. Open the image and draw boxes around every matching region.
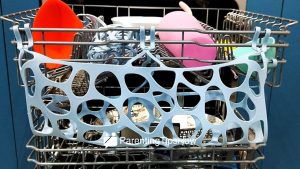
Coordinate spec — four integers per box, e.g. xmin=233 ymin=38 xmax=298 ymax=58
xmin=220 ymin=64 xmax=248 ymax=88
xmin=206 ymin=86 xmax=226 ymax=124
xmin=163 ymin=126 xmax=174 ymax=139
xmin=125 ymin=73 xmax=149 ymax=93
xmin=226 ymin=127 xmax=244 ymax=142
xmin=154 ymin=107 xmax=162 ymax=119
xmin=230 ymin=91 xmax=246 ymax=103
xmin=205 ymin=102 xmax=226 ymax=125
xmin=77 ymin=103 xmax=82 ymax=114
xmin=30 ymin=106 xmax=52 ymax=134
xmin=157 ymin=101 xmax=172 ymax=112
xmin=248 ymin=128 xmax=256 ymax=141
xmin=183 ymin=69 xmax=213 ymax=86
xmin=83 ymin=130 xmax=102 ymax=141
xmin=72 ymin=70 xmax=89 ymax=96
xmin=106 ymin=104 xmax=120 ymax=124
xmin=248 ymin=120 xmax=265 ymax=142
xmin=152 ymin=70 xmax=176 ymax=89
xmin=125 ymin=102 xmax=149 ymax=123
xmin=39 ymin=63 xmax=72 ymax=82
xmin=218 ymin=134 xmax=224 ymax=143
xmin=81 ymin=114 xmax=103 ymax=126
xmin=86 ymin=99 xmax=104 ymax=111
xmin=148 ymin=123 xmax=159 ymax=134
xmin=57 ymin=119 xmax=71 ymax=129
xmin=177 ymin=83 xmax=201 ymax=111
xmin=24 ymin=68 xmax=35 ymax=96
xmin=172 ymin=115 xmax=196 ymax=139
xmin=247 ymin=98 xmax=255 ymax=110
xmin=41 ymin=86 xmax=70 ymax=114
xmin=234 ymin=107 xmax=250 ymax=121
xmin=153 ymin=91 xmax=175 ymax=113
xmin=230 ymin=91 xmax=256 ymax=121
xmin=95 ymin=71 xmax=121 ymax=97
xmin=249 ymin=71 xmax=261 ymax=95
xmin=23 ymin=51 xmax=34 ymax=63
xmin=202 ymin=129 xmax=213 ymax=144
xmin=120 ymin=128 xmax=142 ymax=144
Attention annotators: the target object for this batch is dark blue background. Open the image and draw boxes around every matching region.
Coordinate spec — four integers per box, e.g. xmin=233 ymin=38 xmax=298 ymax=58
xmin=248 ymin=0 xmax=300 ymax=168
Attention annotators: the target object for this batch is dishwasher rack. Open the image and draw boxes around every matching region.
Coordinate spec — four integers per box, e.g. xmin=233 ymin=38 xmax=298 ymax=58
xmin=1 ymin=5 xmax=297 ymax=87
xmin=27 ymin=135 xmax=265 ymax=169
xmin=0 ymin=4 xmax=297 ymax=169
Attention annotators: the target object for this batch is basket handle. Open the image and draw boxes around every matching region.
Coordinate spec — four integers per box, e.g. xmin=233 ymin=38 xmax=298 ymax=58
xmin=251 ymin=26 xmax=261 ymax=51
xmin=24 ymin=23 xmax=33 ymax=49
xmin=125 ymin=26 xmax=166 ymax=67
xmin=12 ymin=25 xmax=22 ymax=50
xmin=261 ymin=28 xmax=278 ymax=68
xmin=139 ymin=26 xmax=155 ymax=50
xmin=261 ymin=28 xmax=271 ymax=52
xmin=252 ymin=27 xmax=273 ymax=53
xmin=12 ymin=24 xmax=24 ymax=70
xmin=12 ymin=23 xmax=34 ymax=70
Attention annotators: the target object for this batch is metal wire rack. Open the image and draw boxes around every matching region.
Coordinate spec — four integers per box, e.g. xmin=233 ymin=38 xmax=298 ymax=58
xmin=27 ymin=135 xmax=265 ymax=169
xmin=0 ymin=4 xmax=298 ymax=169
xmin=0 ymin=5 xmax=297 ymax=87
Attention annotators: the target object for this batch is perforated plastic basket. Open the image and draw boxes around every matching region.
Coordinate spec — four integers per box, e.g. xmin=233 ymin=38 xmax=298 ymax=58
xmin=11 ymin=23 xmax=272 ymax=148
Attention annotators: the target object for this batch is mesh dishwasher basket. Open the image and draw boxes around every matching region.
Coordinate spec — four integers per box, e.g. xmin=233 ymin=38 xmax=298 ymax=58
xmin=1 ymin=4 xmax=297 ymax=169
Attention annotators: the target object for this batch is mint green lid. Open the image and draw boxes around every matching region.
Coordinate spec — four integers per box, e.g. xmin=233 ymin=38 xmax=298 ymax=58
xmin=234 ymin=37 xmax=276 ymax=73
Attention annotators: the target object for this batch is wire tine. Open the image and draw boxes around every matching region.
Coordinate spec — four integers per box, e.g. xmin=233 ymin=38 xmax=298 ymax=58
xmin=13 ymin=14 xmax=26 ymax=24
xmin=20 ymin=13 xmax=32 ymax=23
xmin=25 ymin=11 xmax=35 ymax=19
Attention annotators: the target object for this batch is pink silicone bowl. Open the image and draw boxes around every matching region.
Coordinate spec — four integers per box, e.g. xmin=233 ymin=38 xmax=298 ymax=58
xmin=158 ymin=11 xmax=217 ymax=67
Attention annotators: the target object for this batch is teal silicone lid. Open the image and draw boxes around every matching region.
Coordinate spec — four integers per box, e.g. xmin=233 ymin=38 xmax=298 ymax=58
xmin=233 ymin=37 xmax=276 ymax=73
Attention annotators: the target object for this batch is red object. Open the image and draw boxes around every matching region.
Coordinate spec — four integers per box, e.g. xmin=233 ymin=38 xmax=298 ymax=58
xmin=33 ymin=0 xmax=83 ymax=69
